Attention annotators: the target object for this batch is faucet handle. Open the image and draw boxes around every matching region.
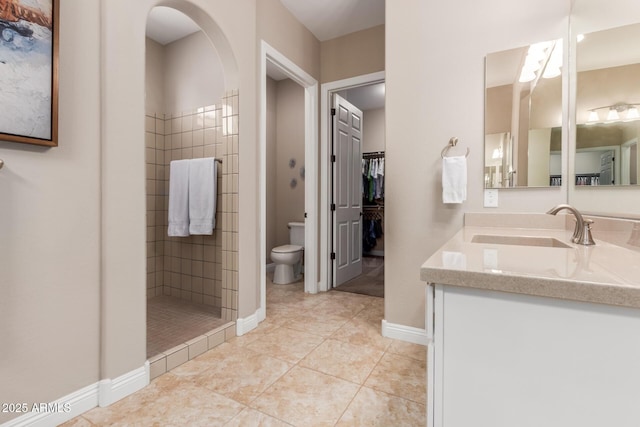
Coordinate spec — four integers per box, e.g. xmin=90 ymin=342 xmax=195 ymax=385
xmin=578 ymin=219 xmax=596 ymax=246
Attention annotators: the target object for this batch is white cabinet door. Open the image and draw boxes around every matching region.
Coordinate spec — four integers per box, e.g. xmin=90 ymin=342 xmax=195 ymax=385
xmin=434 ymin=285 xmax=640 ymax=427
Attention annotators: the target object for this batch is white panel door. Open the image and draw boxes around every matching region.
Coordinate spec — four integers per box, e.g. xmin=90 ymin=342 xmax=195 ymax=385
xmin=333 ymin=94 xmax=363 ymax=286
xmin=599 ymin=150 xmax=615 ymax=185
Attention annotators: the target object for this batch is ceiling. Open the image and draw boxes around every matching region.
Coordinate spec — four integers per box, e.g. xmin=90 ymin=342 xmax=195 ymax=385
xmin=146 ymin=7 xmax=200 ymax=46
xmin=146 ymin=0 xmax=385 ymax=45
xmin=279 ymin=0 xmax=384 ymax=41
xmin=343 ymin=83 xmax=385 ymax=111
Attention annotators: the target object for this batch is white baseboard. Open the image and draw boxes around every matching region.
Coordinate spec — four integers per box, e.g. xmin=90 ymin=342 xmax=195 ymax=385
xmin=1 ymin=362 xmax=150 ymax=427
xmin=98 ymin=361 xmax=149 ymax=407
xmin=257 ymin=305 xmax=266 ymax=323
xmin=236 ymin=310 xmax=259 ymax=336
xmin=381 ymin=319 xmax=428 ymax=345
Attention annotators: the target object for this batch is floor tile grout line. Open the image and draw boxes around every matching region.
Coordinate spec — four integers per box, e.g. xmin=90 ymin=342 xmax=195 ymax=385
xmin=333 ymin=384 xmax=364 ymax=426
xmin=362 ymin=352 xmax=427 ymax=405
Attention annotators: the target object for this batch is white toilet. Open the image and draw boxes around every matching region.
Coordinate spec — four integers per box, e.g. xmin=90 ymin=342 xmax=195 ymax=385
xmin=270 ymin=222 xmax=305 ymax=284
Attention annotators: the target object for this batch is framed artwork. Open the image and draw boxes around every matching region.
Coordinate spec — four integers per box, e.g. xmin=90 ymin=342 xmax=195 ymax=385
xmin=0 ymin=0 xmax=59 ymax=147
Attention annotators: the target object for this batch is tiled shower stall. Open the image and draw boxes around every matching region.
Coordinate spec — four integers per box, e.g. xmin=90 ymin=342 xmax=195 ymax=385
xmin=145 ymin=90 xmax=239 ymax=323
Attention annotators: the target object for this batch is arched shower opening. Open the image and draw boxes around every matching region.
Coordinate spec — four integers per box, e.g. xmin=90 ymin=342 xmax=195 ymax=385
xmin=143 ymin=3 xmax=239 ymax=376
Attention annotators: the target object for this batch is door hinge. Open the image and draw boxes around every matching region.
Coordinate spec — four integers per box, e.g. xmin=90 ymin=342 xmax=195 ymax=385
xmin=331 ymin=108 xmax=336 ymax=116
xmin=304 ymin=212 xmax=307 ymax=218
xmin=331 ymin=252 xmax=336 ymax=260
xmin=331 ymin=155 xmax=336 ymax=162
xmin=331 ymin=203 xmax=336 ymax=211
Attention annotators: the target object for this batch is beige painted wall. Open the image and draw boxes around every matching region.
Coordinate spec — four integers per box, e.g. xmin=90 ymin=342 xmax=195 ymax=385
xmin=0 ymin=0 xmax=102 ymax=423
xmin=275 ymin=79 xmax=306 ymax=247
xmin=363 ymin=108 xmax=385 ymax=153
xmin=528 ymin=128 xmax=553 ymax=186
xmin=257 ymin=0 xmax=321 ymax=80
xmin=266 ymin=77 xmax=278 ymax=262
xmin=321 ymin=25 xmax=385 ymax=83
xmin=385 ymin=0 xmax=569 ymax=330
xmin=145 ymin=38 xmax=165 ymax=114
xmin=265 ymin=78 xmax=306 ymax=257
xmin=163 ymin=31 xmax=226 ymax=114
xmin=486 ymin=84 xmax=513 ymax=134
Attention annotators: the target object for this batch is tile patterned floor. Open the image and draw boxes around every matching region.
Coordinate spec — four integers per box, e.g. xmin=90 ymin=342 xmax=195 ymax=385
xmin=147 ymin=295 xmax=226 ymax=358
xmin=64 ymin=277 xmax=426 ymax=426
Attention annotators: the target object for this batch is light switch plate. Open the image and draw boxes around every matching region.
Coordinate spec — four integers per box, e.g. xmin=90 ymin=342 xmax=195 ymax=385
xmin=484 ymin=189 xmax=499 ymax=208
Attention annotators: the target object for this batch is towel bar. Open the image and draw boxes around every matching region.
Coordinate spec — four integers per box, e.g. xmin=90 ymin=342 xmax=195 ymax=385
xmin=441 ymin=137 xmax=470 ymax=158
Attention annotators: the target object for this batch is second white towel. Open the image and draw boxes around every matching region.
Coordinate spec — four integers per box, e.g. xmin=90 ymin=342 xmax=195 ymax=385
xmin=168 ymin=159 xmax=190 ymax=237
xmin=189 ymin=158 xmax=217 ymax=235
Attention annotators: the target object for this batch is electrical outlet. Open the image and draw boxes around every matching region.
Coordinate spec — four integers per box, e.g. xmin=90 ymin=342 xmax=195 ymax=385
xmin=484 ymin=189 xmax=498 ymax=208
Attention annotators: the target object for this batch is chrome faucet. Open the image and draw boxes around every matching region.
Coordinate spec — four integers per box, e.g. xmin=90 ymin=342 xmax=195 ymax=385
xmin=546 ymin=204 xmax=595 ymax=246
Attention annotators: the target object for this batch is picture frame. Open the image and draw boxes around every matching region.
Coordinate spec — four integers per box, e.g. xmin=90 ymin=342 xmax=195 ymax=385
xmin=0 ymin=0 xmax=59 ymax=147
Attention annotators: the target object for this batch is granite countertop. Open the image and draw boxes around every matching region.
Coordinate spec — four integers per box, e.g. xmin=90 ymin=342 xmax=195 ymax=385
xmin=421 ymin=214 xmax=640 ymax=309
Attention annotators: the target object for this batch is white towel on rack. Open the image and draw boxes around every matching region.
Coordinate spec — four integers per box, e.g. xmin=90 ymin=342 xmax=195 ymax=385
xmin=168 ymin=159 xmax=190 ymax=237
xmin=442 ymin=156 xmax=467 ymax=204
xmin=378 ymin=158 xmax=384 ymax=176
xmin=189 ymin=157 xmax=217 ymax=235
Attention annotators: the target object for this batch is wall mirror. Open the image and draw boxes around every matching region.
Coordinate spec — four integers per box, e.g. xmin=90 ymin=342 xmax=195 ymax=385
xmin=485 ymin=39 xmax=563 ymax=188
xmin=575 ymin=23 xmax=640 ymax=186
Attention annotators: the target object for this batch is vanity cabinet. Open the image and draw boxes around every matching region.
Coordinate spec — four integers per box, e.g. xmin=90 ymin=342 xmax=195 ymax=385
xmin=426 ymin=283 xmax=640 ymax=427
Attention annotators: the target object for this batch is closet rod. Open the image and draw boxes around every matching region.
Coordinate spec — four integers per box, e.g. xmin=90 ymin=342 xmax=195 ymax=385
xmin=363 ymin=151 xmax=385 ymax=158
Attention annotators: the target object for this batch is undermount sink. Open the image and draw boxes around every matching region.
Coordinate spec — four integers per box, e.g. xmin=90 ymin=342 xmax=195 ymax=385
xmin=471 ymin=234 xmax=572 ymax=248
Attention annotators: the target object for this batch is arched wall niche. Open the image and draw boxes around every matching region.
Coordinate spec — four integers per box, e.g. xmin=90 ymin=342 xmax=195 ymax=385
xmin=152 ymin=0 xmax=239 ymax=88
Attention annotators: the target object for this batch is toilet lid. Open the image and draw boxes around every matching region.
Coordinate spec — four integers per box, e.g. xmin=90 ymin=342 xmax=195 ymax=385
xmin=272 ymin=244 xmax=303 ymax=254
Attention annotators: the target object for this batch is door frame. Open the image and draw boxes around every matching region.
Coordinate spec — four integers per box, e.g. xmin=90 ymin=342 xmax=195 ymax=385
xmin=259 ymin=41 xmax=319 ymax=322
xmin=320 ymin=71 xmax=385 ymax=292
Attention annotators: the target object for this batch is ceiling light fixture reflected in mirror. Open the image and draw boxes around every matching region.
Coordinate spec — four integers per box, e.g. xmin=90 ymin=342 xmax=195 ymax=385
xmin=586 ymin=102 xmax=640 ymax=124
xmin=518 ymin=40 xmax=562 ymax=83
xmin=606 ymin=107 xmax=620 ymax=122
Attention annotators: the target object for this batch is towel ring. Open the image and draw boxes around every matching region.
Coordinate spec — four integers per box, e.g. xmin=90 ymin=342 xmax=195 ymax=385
xmin=441 ymin=137 xmax=470 ymax=158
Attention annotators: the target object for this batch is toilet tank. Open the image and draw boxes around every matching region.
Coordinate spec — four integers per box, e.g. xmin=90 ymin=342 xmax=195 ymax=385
xmin=288 ymin=222 xmax=305 ymax=247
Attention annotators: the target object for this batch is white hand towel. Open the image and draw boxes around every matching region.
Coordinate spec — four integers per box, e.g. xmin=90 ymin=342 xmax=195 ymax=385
xmin=442 ymin=156 xmax=467 ymax=204
xmin=168 ymin=159 xmax=190 ymax=237
xmin=189 ymin=158 xmax=217 ymax=235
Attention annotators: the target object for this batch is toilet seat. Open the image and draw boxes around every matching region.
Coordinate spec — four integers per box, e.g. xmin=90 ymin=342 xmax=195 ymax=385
xmin=271 ymin=244 xmax=303 ymax=253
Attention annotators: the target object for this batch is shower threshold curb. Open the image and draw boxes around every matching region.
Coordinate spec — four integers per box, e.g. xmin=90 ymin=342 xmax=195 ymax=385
xmin=147 ymin=321 xmax=236 ymax=380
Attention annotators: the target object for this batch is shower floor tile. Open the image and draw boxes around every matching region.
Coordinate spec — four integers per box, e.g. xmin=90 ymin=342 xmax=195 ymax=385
xmin=147 ymin=296 xmax=225 ymax=358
